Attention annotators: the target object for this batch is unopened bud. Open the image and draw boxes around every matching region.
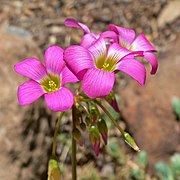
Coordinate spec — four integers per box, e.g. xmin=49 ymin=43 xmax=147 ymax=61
xmin=97 ymin=119 xmax=108 ymax=145
xmin=48 ymin=155 xmax=61 ymax=180
xmin=123 ymin=132 xmax=140 ymax=152
xmin=72 ymin=128 xmax=83 ymax=146
xmin=80 ymin=122 xmax=86 ymax=131
xmin=90 ymin=106 xmax=99 ymax=122
xmin=89 ymin=125 xmax=101 ymax=156
xmin=105 ymin=91 xmax=120 ymax=112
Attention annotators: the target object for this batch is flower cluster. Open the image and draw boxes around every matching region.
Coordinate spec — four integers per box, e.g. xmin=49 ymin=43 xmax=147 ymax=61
xmin=64 ymin=18 xmax=157 ymax=99
xmin=14 ymin=18 xmax=158 ymax=155
xmin=14 ymin=18 xmax=158 ymax=112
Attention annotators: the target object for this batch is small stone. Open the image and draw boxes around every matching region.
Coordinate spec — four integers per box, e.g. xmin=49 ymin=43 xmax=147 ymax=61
xmin=101 ymin=164 xmax=114 ymax=178
xmin=6 ymin=26 xmax=32 ymax=38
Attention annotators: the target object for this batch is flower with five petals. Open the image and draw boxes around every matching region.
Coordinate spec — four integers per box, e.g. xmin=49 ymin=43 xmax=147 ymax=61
xmin=14 ymin=46 xmax=78 ymax=112
xmin=109 ymin=24 xmax=158 ymax=74
xmin=64 ymin=37 xmax=145 ymax=98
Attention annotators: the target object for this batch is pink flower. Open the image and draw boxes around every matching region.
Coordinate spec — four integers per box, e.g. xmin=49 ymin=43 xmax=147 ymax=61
xmin=109 ymin=24 xmax=158 ymax=74
xmin=64 ymin=37 xmax=145 ymax=98
xmin=64 ymin=18 xmax=118 ymax=48
xmin=14 ymin=46 xmax=78 ymax=112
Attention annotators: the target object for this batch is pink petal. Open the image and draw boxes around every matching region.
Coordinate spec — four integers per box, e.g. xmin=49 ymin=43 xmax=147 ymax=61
xmin=44 ymin=87 xmax=74 ymax=112
xmin=18 ymin=80 xmax=45 ymax=106
xmin=107 ymin=43 xmax=131 ymax=63
xmin=64 ymin=45 xmax=94 ymax=80
xmin=82 ymin=68 xmax=115 ymax=98
xmin=64 ymin=18 xmax=90 ymax=34
xmin=100 ymin=30 xmax=119 ymax=44
xmin=14 ymin=58 xmax=47 ymax=82
xmin=61 ymin=66 xmax=79 ymax=86
xmin=109 ymin=24 xmax=135 ymax=48
xmin=130 ymin=34 xmax=157 ymax=52
xmin=44 ymin=46 xmax=64 ymax=76
xmin=80 ymin=33 xmax=98 ymax=48
xmin=117 ymin=58 xmax=146 ymax=85
xmin=143 ymin=52 xmax=158 ymax=74
xmin=88 ymin=38 xmax=107 ymax=65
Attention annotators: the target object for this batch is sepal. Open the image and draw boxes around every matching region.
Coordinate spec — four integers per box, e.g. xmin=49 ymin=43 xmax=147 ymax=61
xmin=97 ymin=119 xmax=108 ymax=145
xmin=89 ymin=125 xmax=101 ymax=156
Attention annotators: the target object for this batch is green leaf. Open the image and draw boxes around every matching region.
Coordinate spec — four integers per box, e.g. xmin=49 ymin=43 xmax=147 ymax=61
xmin=170 ymin=153 xmax=180 ymax=177
xmin=137 ymin=151 xmax=148 ymax=169
xmin=155 ymin=161 xmax=174 ymax=180
xmin=172 ymin=97 xmax=180 ymax=120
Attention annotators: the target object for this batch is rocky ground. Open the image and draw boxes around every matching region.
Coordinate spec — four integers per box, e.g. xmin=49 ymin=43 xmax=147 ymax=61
xmin=0 ymin=0 xmax=179 ymax=179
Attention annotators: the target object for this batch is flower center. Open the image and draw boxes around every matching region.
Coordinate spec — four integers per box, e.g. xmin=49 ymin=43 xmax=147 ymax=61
xmin=101 ymin=63 xmax=110 ymax=71
xmin=119 ymin=37 xmax=129 ymax=49
xmin=48 ymin=80 xmax=58 ymax=91
xmin=41 ymin=74 xmax=61 ymax=93
xmin=95 ymin=56 xmax=117 ymax=72
xmin=120 ymin=41 xmax=127 ymax=48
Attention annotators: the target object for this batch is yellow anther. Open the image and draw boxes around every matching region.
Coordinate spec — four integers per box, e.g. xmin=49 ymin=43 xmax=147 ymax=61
xmin=48 ymin=80 xmax=58 ymax=92
xmin=49 ymin=80 xmax=56 ymax=88
xmin=102 ymin=63 xmax=110 ymax=70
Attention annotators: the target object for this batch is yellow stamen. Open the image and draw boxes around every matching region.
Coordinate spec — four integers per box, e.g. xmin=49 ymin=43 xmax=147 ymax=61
xmin=102 ymin=63 xmax=110 ymax=70
xmin=48 ymin=80 xmax=58 ymax=92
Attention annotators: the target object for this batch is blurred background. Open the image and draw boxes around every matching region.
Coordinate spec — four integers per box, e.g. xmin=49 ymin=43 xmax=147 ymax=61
xmin=0 ymin=0 xmax=180 ymax=179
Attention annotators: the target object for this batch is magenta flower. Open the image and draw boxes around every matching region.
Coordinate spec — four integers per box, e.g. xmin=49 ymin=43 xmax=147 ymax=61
xmin=64 ymin=37 xmax=145 ymax=98
xmin=109 ymin=24 xmax=158 ymax=74
xmin=14 ymin=46 xmax=78 ymax=112
xmin=64 ymin=18 xmax=117 ymax=48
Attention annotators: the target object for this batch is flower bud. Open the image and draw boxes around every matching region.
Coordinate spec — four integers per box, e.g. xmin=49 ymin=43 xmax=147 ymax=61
xmin=97 ymin=119 xmax=108 ymax=145
xmin=89 ymin=125 xmax=101 ymax=156
xmin=80 ymin=122 xmax=86 ymax=131
xmin=90 ymin=106 xmax=99 ymax=122
xmin=123 ymin=132 xmax=140 ymax=152
xmin=105 ymin=91 xmax=120 ymax=112
xmin=72 ymin=128 xmax=83 ymax=146
xmin=48 ymin=155 xmax=61 ymax=180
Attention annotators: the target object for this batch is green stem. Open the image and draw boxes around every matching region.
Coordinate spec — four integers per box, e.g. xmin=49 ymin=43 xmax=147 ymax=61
xmin=52 ymin=112 xmax=64 ymax=155
xmin=95 ymin=100 xmax=125 ymax=135
xmin=72 ymin=105 xmax=77 ymax=180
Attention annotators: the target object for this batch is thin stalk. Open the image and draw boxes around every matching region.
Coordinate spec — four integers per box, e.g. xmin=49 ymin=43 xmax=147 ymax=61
xmin=52 ymin=112 xmax=64 ymax=155
xmin=95 ymin=100 xmax=125 ymax=135
xmin=72 ymin=105 xmax=77 ymax=180
xmin=96 ymin=100 xmax=140 ymax=152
